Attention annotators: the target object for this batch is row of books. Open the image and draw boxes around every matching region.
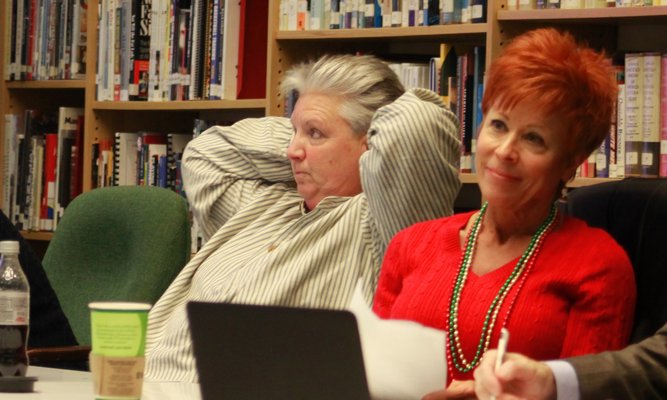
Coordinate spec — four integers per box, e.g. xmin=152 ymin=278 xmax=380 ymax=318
xmin=3 ymin=0 xmax=88 ymax=81
xmin=2 ymin=107 xmax=85 ymax=232
xmin=281 ymin=45 xmax=486 ymax=174
xmin=507 ymin=0 xmax=665 ymax=9
xmin=459 ymin=51 xmax=667 ymax=179
xmin=90 ymin=131 xmax=192 ymax=194
xmin=597 ymin=52 xmax=667 ymax=179
xmin=428 ymin=45 xmax=485 ymax=173
xmin=278 ymin=0 xmax=486 ymax=30
xmin=96 ymin=0 xmax=254 ymax=102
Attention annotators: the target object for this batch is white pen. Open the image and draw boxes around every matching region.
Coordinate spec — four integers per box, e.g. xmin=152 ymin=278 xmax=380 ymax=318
xmin=490 ymin=328 xmax=510 ymax=400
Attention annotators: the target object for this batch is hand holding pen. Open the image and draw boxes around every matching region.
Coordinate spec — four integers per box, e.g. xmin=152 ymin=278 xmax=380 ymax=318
xmin=473 ymin=328 xmax=558 ymax=400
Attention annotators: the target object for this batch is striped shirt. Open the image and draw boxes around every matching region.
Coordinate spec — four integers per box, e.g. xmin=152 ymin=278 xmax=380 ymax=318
xmin=144 ymin=88 xmax=461 ymax=382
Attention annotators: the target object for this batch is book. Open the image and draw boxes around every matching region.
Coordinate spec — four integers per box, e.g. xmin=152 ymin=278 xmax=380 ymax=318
xmin=439 ymin=44 xmax=457 ymax=111
xmin=69 ymin=115 xmax=85 ymax=202
xmin=661 ymin=54 xmax=667 ymax=177
xmin=129 ymin=0 xmax=152 ymax=100
xmin=624 ymin=52 xmax=642 ymax=177
xmin=640 ymin=52 xmax=660 ymax=177
xmin=113 ymin=132 xmax=139 ymax=185
xmin=615 ymin=74 xmax=626 ymax=179
xmin=236 ymin=0 xmax=268 ymax=99
xmin=29 ymin=135 xmax=45 ymax=230
xmin=166 ymin=132 xmax=191 ymax=192
xmin=137 ymin=132 xmax=167 ymax=185
xmin=219 ymin=0 xmax=241 ymax=99
xmin=55 ymin=107 xmax=84 ymax=227
xmin=42 ymin=133 xmax=58 ymax=231
xmin=2 ymin=115 xmax=20 ymax=221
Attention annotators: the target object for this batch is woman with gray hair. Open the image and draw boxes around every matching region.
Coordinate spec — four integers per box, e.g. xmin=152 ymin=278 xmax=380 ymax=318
xmin=144 ymin=54 xmax=461 ymax=382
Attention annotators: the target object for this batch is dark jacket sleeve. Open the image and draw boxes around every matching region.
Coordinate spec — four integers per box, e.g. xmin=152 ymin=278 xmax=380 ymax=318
xmin=0 ymin=211 xmax=77 ymax=348
xmin=569 ymin=323 xmax=667 ymax=400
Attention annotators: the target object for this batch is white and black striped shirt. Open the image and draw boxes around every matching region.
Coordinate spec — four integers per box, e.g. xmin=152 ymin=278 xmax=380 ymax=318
xmin=144 ymin=88 xmax=461 ymax=382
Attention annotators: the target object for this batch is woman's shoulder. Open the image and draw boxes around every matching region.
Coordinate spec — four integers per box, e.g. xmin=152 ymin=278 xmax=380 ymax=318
xmin=396 ymin=211 xmax=473 ymax=239
xmin=558 ymin=216 xmax=634 ymax=275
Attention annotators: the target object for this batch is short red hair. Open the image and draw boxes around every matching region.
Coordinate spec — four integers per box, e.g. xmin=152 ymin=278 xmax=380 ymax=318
xmin=482 ymin=28 xmax=617 ymax=161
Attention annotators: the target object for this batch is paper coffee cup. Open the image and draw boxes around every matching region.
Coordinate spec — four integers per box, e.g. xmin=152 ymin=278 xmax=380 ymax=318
xmin=89 ymin=302 xmax=151 ymax=400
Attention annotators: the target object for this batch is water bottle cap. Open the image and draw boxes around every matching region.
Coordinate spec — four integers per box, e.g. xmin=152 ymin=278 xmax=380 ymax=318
xmin=0 ymin=240 xmax=20 ymax=254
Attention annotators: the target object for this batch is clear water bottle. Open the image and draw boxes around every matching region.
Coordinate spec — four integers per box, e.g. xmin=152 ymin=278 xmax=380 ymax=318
xmin=0 ymin=240 xmax=30 ymax=377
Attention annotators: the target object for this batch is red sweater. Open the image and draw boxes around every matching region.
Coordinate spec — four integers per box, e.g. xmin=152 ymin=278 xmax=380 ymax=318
xmin=373 ymin=211 xmax=636 ymax=382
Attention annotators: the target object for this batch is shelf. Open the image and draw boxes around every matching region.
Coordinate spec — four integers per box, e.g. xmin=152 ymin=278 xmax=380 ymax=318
xmin=5 ymin=80 xmax=86 ymax=89
xmin=20 ymin=231 xmax=54 ymax=241
xmin=91 ymin=99 xmax=267 ymax=111
xmin=498 ymin=5 xmax=667 ymax=22
xmin=276 ymin=24 xmax=489 ymax=41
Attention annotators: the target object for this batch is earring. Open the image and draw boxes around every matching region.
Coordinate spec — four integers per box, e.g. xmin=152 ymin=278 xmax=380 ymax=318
xmin=557 ymin=186 xmax=568 ymax=205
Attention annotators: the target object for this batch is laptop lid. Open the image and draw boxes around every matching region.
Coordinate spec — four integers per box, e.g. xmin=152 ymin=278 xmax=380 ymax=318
xmin=187 ymin=301 xmax=371 ymax=400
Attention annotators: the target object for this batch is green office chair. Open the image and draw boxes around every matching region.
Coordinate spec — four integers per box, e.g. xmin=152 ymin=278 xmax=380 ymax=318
xmin=28 ymin=185 xmax=191 ymax=367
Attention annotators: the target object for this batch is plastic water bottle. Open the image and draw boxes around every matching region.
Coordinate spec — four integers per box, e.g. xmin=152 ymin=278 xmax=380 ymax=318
xmin=0 ymin=240 xmax=30 ymax=377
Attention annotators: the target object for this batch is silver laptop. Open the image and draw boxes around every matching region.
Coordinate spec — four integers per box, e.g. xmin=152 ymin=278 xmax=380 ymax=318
xmin=187 ymin=301 xmax=371 ymax=400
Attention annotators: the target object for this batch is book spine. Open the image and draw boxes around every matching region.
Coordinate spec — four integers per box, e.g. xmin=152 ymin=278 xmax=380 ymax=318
xmin=624 ymin=52 xmax=643 ymax=177
xmin=42 ymin=133 xmax=58 ymax=231
xmin=113 ymin=132 xmax=122 ymax=185
xmin=616 ymin=79 xmax=626 ymax=179
xmin=641 ymin=52 xmax=660 ymax=177
xmin=661 ymin=54 xmax=667 ymax=177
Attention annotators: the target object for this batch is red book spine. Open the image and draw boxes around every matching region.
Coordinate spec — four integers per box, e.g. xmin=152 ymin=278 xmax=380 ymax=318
xmin=42 ymin=133 xmax=58 ymax=230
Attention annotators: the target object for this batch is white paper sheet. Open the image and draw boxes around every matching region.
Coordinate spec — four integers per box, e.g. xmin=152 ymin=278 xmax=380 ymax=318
xmin=348 ymin=284 xmax=447 ymax=400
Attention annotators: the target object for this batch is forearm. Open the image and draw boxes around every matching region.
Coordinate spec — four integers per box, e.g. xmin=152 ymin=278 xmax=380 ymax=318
xmin=361 ymin=88 xmax=461 ymax=255
xmin=182 ymin=117 xmax=295 ymax=237
xmin=568 ymin=327 xmax=667 ymax=400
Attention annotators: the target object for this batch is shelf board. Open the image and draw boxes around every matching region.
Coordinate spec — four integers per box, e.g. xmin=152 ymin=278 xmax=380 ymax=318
xmin=276 ymin=24 xmax=488 ymax=41
xmin=20 ymin=231 xmax=54 ymax=241
xmin=498 ymin=6 xmax=667 ymax=22
xmin=5 ymin=79 xmax=86 ymax=89
xmin=91 ymin=98 xmax=267 ymax=111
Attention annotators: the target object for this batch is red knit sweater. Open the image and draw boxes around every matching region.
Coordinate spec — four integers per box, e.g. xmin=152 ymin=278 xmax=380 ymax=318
xmin=373 ymin=211 xmax=636 ymax=382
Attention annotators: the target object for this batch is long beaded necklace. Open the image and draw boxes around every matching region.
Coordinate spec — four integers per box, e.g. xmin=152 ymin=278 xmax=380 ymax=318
xmin=446 ymin=201 xmax=558 ymax=374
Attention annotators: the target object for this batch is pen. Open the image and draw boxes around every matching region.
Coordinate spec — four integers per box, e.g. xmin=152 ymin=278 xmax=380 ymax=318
xmin=490 ymin=328 xmax=510 ymax=400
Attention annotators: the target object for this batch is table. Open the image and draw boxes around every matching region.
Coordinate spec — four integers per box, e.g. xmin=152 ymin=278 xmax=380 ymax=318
xmin=4 ymin=366 xmax=201 ymax=399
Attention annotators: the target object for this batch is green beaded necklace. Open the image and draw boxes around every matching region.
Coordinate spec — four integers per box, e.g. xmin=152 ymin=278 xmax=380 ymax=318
xmin=446 ymin=201 xmax=558 ymax=374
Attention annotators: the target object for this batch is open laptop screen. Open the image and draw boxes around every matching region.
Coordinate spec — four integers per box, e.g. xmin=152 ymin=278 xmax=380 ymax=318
xmin=187 ymin=301 xmax=371 ymax=400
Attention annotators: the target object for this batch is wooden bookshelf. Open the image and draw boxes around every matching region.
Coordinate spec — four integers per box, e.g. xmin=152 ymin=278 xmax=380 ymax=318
xmin=3 ymin=0 xmax=665 ymax=243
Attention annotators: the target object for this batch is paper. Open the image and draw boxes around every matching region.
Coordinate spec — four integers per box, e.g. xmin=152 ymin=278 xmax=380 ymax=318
xmin=348 ymin=284 xmax=447 ymax=400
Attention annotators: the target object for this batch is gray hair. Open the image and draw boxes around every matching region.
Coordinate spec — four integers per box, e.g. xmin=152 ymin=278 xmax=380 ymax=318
xmin=280 ymin=54 xmax=405 ymax=135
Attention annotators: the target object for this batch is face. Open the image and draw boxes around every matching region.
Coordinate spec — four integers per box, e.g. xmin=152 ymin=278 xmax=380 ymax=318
xmin=287 ymin=93 xmax=368 ymax=210
xmin=475 ymin=100 xmax=579 ymax=211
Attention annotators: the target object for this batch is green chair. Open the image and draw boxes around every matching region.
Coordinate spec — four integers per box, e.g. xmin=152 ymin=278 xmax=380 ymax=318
xmin=32 ymin=185 xmax=191 ymax=356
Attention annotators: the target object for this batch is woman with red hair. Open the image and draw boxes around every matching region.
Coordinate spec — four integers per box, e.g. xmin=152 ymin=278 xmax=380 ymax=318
xmin=372 ymin=28 xmax=636 ymax=398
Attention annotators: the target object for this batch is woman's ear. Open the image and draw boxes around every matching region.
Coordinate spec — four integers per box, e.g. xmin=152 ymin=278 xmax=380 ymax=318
xmin=360 ymin=133 xmax=369 ymax=151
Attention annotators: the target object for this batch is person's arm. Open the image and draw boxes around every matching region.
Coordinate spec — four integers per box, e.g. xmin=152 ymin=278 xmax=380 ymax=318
xmin=559 ymin=234 xmax=636 ymax=357
xmin=568 ymin=323 xmax=667 ymax=400
xmin=360 ymin=88 xmax=461 ymax=258
xmin=181 ymin=117 xmax=295 ymax=240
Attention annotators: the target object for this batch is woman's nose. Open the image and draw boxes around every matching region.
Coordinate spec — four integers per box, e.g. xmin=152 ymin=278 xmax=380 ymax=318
xmin=287 ymin=134 xmax=305 ymax=160
xmin=495 ymin=134 xmax=518 ymax=160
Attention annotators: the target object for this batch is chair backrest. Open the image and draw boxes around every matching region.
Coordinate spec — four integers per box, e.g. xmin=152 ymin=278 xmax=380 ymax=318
xmin=567 ymin=178 xmax=667 ymax=343
xmin=42 ymin=186 xmax=191 ymax=346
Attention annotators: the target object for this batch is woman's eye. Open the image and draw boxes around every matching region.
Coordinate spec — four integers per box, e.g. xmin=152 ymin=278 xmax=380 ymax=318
xmin=524 ymin=133 xmax=545 ymax=146
xmin=489 ymin=119 xmax=506 ymax=131
xmin=309 ymin=129 xmax=323 ymax=139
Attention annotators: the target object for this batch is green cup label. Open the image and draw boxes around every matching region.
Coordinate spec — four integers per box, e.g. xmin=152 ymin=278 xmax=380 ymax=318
xmin=91 ymin=310 xmax=148 ymax=357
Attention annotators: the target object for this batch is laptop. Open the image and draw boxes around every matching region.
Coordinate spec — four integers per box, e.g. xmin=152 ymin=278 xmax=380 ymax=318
xmin=187 ymin=301 xmax=371 ymax=400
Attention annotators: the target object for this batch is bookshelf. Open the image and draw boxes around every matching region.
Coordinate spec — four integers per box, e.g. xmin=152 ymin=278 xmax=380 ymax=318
xmin=0 ymin=0 xmax=268 ymax=241
xmin=3 ymin=0 xmax=666 ymax=242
